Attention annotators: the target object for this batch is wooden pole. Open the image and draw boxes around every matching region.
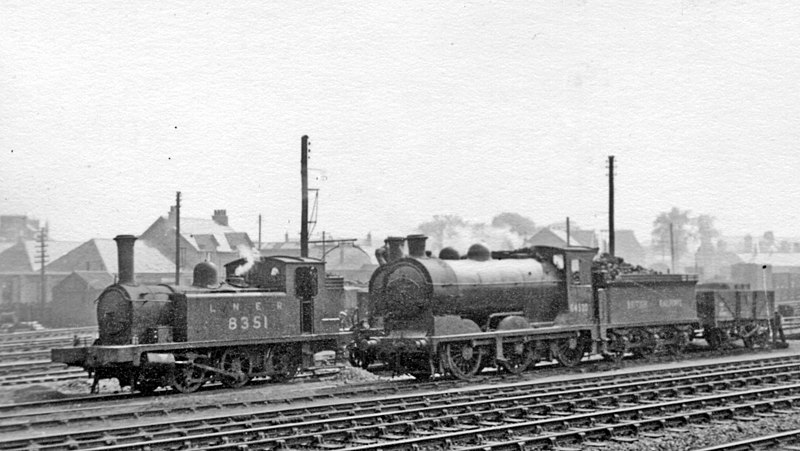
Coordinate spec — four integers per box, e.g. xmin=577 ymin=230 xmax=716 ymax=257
xmin=301 ymin=135 xmax=309 ymax=258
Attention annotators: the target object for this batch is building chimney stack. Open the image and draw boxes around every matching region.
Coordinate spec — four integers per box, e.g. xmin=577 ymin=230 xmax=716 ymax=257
xmin=114 ymin=235 xmax=137 ymax=285
xmin=212 ymin=209 xmax=229 ymax=226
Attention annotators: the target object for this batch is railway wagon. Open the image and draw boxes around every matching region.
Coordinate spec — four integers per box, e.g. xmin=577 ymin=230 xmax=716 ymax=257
xmin=52 ymin=235 xmax=349 ymax=393
xmin=599 ymin=274 xmax=699 ymax=357
xmin=349 ymin=235 xmax=709 ymax=380
xmin=696 ymin=285 xmax=775 ymax=349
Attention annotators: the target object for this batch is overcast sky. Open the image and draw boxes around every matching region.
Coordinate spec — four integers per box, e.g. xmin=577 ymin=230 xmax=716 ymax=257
xmin=2 ymin=1 xmax=799 ymax=247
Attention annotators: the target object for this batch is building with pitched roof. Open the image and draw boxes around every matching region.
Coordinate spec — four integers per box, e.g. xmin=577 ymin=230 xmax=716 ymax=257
xmin=139 ymin=208 xmax=255 ymax=277
xmin=0 ymin=215 xmax=41 ymax=242
xmin=525 ymin=228 xmax=592 ymax=248
xmin=0 ymin=239 xmax=81 ymax=308
xmin=260 ymin=237 xmax=376 ymax=284
xmin=49 ymin=271 xmax=114 ymax=327
xmin=48 ymin=238 xmax=182 ymax=285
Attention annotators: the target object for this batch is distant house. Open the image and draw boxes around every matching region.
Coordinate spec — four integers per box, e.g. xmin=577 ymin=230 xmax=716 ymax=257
xmin=139 ymin=208 xmax=255 ymax=280
xmin=50 ymin=271 xmax=114 ymax=328
xmin=0 ymin=215 xmax=41 ymax=242
xmin=259 ymin=237 xmax=376 ymax=284
xmin=0 ymin=239 xmax=81 ymax=306
xmin=47 ymin=238 xmax=181 ymax=285
xmin=609 ymin=230 xmax=646 ymax=266
xmin=525 ymin=228 xmax=592 ymax=248
xmin=526 ymin=228 xmax=645 ymax=267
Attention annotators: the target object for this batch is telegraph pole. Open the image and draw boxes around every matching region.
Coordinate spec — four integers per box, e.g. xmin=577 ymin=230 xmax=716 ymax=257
xmin=175 ymin=191 xmax=181 ymax=284
xmin=258 ymin=214 xmax=262 ymax=250
xmin=36 ymin=227 xmax=48 ymax=307
xmin=300 ymin=135 xmax=309 ymax=258
xmin=608 ymin=155 xmax=616 ymax=257
xmin=669 ymin=222 xmax=675 ymax=274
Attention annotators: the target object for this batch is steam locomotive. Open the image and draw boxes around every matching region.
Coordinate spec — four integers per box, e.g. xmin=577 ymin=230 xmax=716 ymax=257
xmin=52 ymin=235 xmax=349 ymax=393
xmin=348 ymin=234 xmax=783 ymax=380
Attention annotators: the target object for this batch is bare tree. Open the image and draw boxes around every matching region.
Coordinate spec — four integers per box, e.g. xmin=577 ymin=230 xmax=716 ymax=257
xmin=693 ymin=214 xmax=719 ymax=246
xmin=417 ymin=215 xmax=466 ymax=250
xmin=652 ymin=207 xmax=693 ymax=262
xmin=491 ymin=212 xmax=537 ymax=238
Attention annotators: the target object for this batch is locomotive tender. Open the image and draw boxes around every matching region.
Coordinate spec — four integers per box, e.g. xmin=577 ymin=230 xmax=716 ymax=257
xmin=52 ymin=235 xmax=349 ymax=393
xmin=349 ymin=234 xmax=781 ymax=380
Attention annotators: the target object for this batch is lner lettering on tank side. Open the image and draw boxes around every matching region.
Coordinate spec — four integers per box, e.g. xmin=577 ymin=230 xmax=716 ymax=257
xmin=209 ymin=300 xmax=265 ymax=313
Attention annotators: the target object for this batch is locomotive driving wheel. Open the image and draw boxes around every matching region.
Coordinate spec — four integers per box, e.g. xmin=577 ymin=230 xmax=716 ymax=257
xmin=219 ymin=349 xmax=252 ymax=388
xmin=500 ymin=342 xmax=534 ymax=375
xmin=171 ymin=357 xmax=206 ymax=394
xmin=555 ymin=337 xmax=584 ymax=367
xmin=443 ymin=342 xmax=483 ymax=380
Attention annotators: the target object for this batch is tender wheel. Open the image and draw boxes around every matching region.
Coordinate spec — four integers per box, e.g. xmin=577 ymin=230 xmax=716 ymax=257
xmin=271 ymin=348 xmax=300 ymax=382
xmin=500 ymin=342 xmax=533 ymax=375
xmin=171 ymin=360 xmax=206 ymax=394
xmin=443 ymin=342 xmax=483 ymax=380
xmin=219 ymin=349 xmax=252 ymax=388
xmin=555 ymin=338 xmax=584 ymax=367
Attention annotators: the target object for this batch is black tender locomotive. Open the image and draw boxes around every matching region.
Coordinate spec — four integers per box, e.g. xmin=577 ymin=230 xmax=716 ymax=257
xmin=52 ymin=235 xmax=349 ymax=393
xmin=348 ymin=235 xmax=783 ymax=380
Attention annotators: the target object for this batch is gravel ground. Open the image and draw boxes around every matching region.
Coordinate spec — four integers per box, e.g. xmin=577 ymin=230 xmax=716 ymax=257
xmin=605 ymin=415 xmax=800 ymax=450
xmin=0 ymin=365 xmax=385 ymax=406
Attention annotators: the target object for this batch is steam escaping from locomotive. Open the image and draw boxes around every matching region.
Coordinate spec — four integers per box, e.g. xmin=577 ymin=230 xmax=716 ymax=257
xmin=234 ymin=246 xmax=259 ymax=276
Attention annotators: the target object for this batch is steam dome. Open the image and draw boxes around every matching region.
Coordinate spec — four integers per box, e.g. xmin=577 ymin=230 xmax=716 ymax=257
xmin=467 ymin=243 xmax=491 ymax=261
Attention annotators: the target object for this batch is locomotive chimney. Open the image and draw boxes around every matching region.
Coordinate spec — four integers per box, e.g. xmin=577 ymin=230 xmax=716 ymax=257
xmin=114 ymin=234 xmax=137 ymax=285
xmin=406 ymin=234 xmax=428 ymax=258
xmin=385 ymin=236 xmax=406 ymax=262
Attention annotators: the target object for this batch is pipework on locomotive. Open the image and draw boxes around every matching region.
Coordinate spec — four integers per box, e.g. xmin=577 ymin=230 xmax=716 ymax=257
xmin=347 ymin=234 xmax=784 ymax=380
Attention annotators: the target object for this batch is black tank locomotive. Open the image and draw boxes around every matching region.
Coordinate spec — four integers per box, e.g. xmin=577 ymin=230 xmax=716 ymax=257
xmin=52 ymin=235 xmax=348 ymax=393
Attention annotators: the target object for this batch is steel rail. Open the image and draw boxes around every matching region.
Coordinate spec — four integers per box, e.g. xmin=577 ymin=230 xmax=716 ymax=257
xmin=4 ymin=359 xmax=800 ymax=450
xmin=2 ymin=354 xmax=798 ymax=430
xmin=693 ymin=429 xmax=800 ymax=451
xmin=51 ymin=380 xmax=800 ymax=451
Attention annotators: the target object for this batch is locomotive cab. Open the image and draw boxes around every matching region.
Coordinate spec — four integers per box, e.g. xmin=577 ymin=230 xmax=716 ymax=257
xmin=528 ymin=246 xmax=597 ymax=326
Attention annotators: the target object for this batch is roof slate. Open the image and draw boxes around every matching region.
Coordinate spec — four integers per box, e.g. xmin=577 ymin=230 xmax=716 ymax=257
xmin=92 ymin=239 xmax=178 ymax=273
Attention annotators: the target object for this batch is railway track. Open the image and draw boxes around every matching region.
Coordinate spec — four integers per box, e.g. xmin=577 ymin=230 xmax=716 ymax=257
xmin=3 ymin=354 xmax=800 ymax=450
xmin=695 ymin=429 xmax=800 ymax=451
xmin=0 ymin=363 xmax=87 ymax=386
xmin=3 ymin=350 xmax=796 ymax=418
xmin=0 ymin=327 xmax=96 ymax=343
